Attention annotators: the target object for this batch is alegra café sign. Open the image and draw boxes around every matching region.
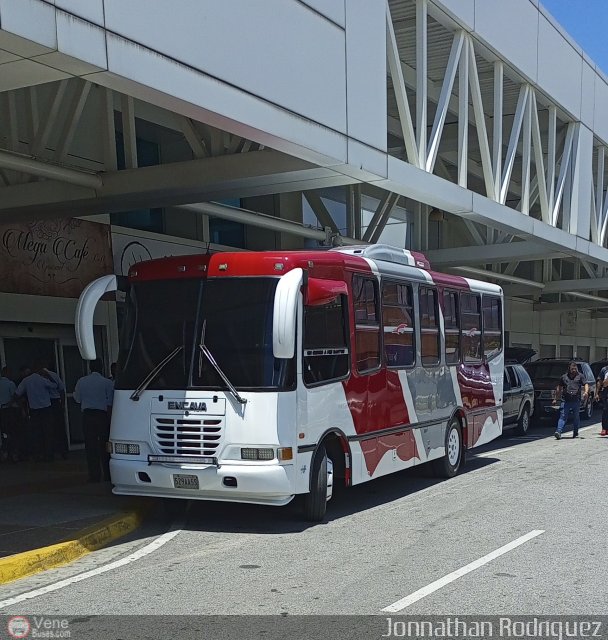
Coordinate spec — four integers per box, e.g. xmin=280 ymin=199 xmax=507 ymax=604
xmin=0 ymin=218 xmax=113 ymax=298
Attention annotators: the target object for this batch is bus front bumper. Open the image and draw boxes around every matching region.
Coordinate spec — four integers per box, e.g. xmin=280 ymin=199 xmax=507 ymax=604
xmin=109 ymin=458 xmax=295 ymax=506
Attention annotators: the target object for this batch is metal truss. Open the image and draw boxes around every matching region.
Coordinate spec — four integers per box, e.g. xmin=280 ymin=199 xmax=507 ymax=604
xmin=386 ymin=0 xmax=608 ymax=307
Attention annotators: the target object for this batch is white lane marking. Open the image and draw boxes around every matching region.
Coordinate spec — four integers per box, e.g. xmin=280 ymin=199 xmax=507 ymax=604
xmin=0 ymin=525 xmax=183 ymax=609
xmin=381 ymin=529 xmax=545 ymax=612
xmin=475 ymin=446 xmax=516 ymax=457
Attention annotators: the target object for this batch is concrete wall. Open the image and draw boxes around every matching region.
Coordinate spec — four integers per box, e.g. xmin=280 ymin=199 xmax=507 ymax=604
xmin=507 ymin=298 xmax=608 ymax=361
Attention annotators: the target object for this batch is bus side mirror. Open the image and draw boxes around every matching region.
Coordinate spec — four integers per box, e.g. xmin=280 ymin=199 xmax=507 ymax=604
xmin=273 ymin=268 xmax=303 ymax=359
xmin=305 ymin=278 xmax=348 ymax=306
xmin=75 ymin=275 xmax=118 ymax=360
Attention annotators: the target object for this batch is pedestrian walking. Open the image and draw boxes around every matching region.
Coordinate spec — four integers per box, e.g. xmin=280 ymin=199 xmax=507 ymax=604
xmin=14 ymin=361 xmax=58 ymax=461
xmin=73 ymin=360 xmax=114 ymax=483
xmin=597 ymin=364 xmax=608 ymax=436
xmin=47 ymin=365 xmax=69 ymax=459
xmin=553 ymin=361 xmax=589 ymax=439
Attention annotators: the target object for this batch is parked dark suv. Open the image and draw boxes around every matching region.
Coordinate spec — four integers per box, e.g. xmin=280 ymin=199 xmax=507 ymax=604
xmin=524 ymin=358 xmax=596 ymax=423
xmin=503 ymin=363 xmax=535 ymax=434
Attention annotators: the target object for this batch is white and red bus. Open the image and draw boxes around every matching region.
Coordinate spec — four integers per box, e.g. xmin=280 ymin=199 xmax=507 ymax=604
xmin=76 ymin=244 xmax=503 ymax=520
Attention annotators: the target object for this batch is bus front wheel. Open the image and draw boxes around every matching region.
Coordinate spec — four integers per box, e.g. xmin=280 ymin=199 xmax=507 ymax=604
xmin=303 ymin=446 xmax=333 ymax=522
xmin=432 ymin=418 xmax=463 ymax=478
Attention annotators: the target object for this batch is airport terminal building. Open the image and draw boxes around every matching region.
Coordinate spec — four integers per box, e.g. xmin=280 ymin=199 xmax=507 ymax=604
xmin=1 ymin=0 xmax=608 ymax=446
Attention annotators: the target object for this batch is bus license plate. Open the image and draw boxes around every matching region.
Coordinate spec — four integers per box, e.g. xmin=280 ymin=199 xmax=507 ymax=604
xmin=173 ymin=474 xmax=199 ymax=489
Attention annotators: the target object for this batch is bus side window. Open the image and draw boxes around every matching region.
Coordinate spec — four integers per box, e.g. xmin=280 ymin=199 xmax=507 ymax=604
xmin=303 ymin=296 xmax=349 ymax=386
xmin=482 ymin=295 xmax=502 ymax=359
xmin=352 ymin=275 xmax=381 ymax=373
xmin=419 ymin=287 xmax=440 ymax=367
xmin=443 ymin=290 xmax=460 ymax=364
xmin=461 ymin=293 xmax=482 ymax=363
xmin=382 ymin=281 xmax=415 ymax=367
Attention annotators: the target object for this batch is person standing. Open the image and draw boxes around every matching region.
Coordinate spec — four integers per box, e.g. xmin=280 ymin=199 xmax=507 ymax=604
xmin=47 ymin=365 xmax=68 ymax=459
xmin=0 ymin=367 xmax=17 ymax=461
xmin=597 ymin=364 xmax=608 ymax=436
xmin=73 ymin=360 xmax=114 ymax=483
xmin=14 ymin=361 xmax=58 ymax=461
xmin=553 ymin=361 xmax=589 ymax=440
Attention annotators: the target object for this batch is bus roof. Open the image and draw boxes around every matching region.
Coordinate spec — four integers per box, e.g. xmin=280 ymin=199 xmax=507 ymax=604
xmin=127 ymin=245 xmax=502 ymax=295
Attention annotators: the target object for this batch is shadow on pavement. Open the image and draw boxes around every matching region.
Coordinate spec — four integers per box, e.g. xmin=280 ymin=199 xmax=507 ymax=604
xmin=181 ymin=455 xmax=498 ymax=535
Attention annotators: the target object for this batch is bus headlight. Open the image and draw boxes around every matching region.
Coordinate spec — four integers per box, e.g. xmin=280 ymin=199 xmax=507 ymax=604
xmin=241 ymin=448 xmax=275 ymax=461
xmin=114 ymin=443 xmax=140 ymax=455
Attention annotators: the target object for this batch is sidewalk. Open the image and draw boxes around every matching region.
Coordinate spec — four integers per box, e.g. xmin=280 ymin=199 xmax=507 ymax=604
xmin=0 ymin=452 xmax=151 ymax=583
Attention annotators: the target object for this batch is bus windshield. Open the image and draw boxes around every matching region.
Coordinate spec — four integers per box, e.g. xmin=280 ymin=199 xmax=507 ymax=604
xmin=117 ymin=277 xmax=295 ymax=392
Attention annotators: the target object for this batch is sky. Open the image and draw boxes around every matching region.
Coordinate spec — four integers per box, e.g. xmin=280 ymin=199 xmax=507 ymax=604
xmin=541 ymin=0 xmax=608 ymax=74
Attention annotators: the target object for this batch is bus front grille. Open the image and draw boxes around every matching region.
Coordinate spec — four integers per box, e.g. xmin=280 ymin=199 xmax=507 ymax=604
xmin=151 ymin=416 xmax=223 ymax=457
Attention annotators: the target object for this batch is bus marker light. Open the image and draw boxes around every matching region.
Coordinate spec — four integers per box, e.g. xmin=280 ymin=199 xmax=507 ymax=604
xmin=298 ymin=433 xmax=305 ymax=439
xmin=278 ymin=447 xmax=293 ymax=461
xmin=274 ymin=263 xmax=285 ymax=271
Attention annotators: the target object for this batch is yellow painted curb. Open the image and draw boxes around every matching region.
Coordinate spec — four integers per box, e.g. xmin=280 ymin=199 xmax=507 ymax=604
xmin=0 ymin=510 xmax=144 ymax=585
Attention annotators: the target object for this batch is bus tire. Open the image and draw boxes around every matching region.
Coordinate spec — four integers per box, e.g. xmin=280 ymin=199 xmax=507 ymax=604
xmin=303 ymin=445 xmax=332 ymax=522
xmin=432 ymin=418 xmax=463 ymax=479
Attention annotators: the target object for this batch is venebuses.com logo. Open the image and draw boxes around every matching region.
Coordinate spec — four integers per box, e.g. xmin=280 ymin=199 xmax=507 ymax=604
xmin=7 ymin=617 xmax=31 ymax=639
xmin=6 ymin=616 xmax=70 ymax=639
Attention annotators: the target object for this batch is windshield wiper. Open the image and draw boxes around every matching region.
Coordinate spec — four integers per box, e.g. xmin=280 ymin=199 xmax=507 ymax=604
xmin=198 ymin=344 xmax=247 ymax=405
xmin=130 ymin=346 xmax=183 ymax=401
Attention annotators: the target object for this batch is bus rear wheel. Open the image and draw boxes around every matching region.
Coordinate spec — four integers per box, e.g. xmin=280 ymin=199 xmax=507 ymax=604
xmin=303 ymin=446 xmax=333 ymax=522
xmin=432 ymin=418 xmax=463 ymax=478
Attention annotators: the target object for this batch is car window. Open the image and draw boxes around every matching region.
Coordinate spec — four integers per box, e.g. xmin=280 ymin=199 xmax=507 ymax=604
xmin=526 ymin=361 xmax=592 ymax=382
xmin=525 ymin=362 xmax=567 ymax=379
xmin=507 ymin=367 xmax=519 ymax=388
xmin=517 ymin=366 xmax=532 ymax=387
xmin=503 ymin=370 xmax=511 ymax=390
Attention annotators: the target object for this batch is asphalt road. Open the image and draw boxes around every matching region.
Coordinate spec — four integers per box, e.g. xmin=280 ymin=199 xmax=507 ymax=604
xmin=1 ymin=414 xmax=607 ymax=632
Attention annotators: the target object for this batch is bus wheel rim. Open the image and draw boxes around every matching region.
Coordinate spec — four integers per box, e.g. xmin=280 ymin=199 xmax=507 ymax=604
xmin=447 ymin=427 xmax=459 ymax=466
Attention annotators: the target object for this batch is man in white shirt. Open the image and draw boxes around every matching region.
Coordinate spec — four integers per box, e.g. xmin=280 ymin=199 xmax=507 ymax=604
xmin=74 ymin=359 xmax=114 ymax=482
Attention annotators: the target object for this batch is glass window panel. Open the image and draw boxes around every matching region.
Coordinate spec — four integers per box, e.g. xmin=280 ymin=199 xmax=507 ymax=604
xmin=421 ymin=331 xmax=440 ymax=366
xmin=420 ymin=288 xmax=438 ymax=329
xmin=303 ymin=297 xmax=349 ymax=385
xmin=382 ymin=281 xmax=415 ymax=368
xmin=463 ymin=334 xmax=482 ymax=363
xmin=484 ymin=333 xmax=502 ymax=359
xmin=483 ymin=296 xmax=501 ymax=331
xmin=384 ymin=331 xmax=414 ymax=367
xmin=356 ymin=329 xmax=381 ymax=371
xmin=443 ymin=291 xmax=459 ymax=329
xmin=354 ymin=275 xmax=380 ymax=372
xmin=445 ymin=332 xmax=460 ymax=364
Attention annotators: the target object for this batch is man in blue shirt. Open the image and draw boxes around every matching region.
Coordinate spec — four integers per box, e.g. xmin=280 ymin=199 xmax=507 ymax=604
xmin=74 ymin=359 xmax=114 ymax=482
xmin=15 ymin=361 xmax=58 ymax=461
